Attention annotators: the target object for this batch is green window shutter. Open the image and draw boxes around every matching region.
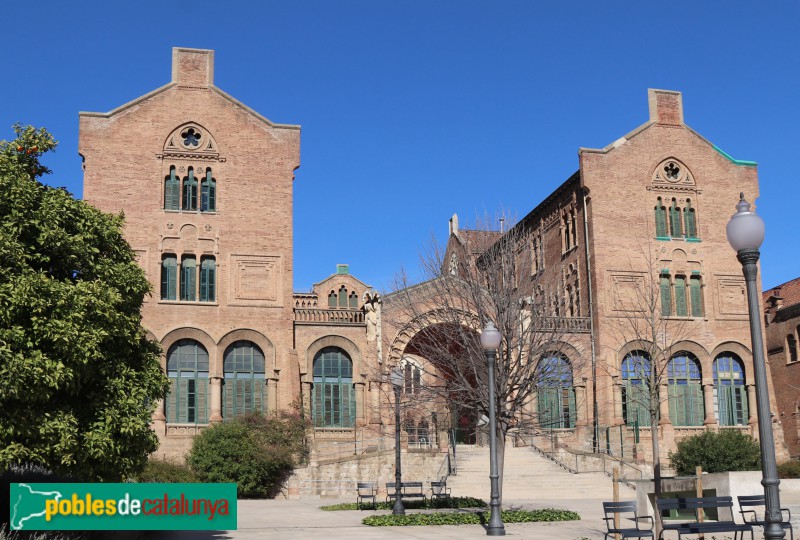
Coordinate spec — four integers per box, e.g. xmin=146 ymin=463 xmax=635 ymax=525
xmin=183 ymin=169 xmax=198 ymax=210
xmin=167 ymin=377 xmax=178 ymax=423
xmin=223 ymin=380 xmax=233 ymax=420
xmin=660 ymin=276 xmax=672 ymax=316
xmin=254 ymin=379 xmax=265 ymax=413
xmin=674 ymin=277 xmax=687 ymax=316
xmin=196 ymin=377 xmax=208 ymax=424
xmin=735 ymin=386 xmax=748 ymax=425
xmin=165 ymin=167 xmax=180 ymax=210
xmin=684 ymin=204 xmax=697 ymax=239
xmin=718 ymin=385 xmax=732 ymax=426
xmin=181 ymin=256 xmax=197 ymax=301
xmin=654 ymin=200 xmax=667 ymax=237
xmin=181 ymin=378 xmax=191 ymax=423
xmin=567 ymin=387 xmax=576 ymax=428
xmin=201 ymin=170 xmax=216 ymax=212
xmin=690 ymin=277 xmax=703 ymax=317
xmin=200 ymin=257 xmax=216 ymax=302
xmin=161 ymin=256 xmax=177 ymax=300
xmin=341 ymin=383 xmax=354 ymax=428
xmin=669 ymin=200 xmax=682 ymax=238
xmin=688 ymin=383 xmax=704 ymax=426
xmin=313 ymin=384 xmax=324 ymax=427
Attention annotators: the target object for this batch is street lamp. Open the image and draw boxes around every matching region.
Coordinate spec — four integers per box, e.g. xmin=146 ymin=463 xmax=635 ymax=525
xmin=390 ymin=367 xmax=405 ymax=515
xmin=480 ymin=321 xmax=505 ymax=536
xmin=726 ymin=193 xmax=784 ymax=540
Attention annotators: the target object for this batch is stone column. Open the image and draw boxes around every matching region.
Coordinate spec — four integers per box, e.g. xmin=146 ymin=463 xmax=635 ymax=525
xmin=575 ymin=380 xmax=589 ymax=441
xmin=152 ymin=398 xmax=166 ymax=434
xmin=302 ymin=380 xmax=313 ymax=419
xmin=268 ymin=377 xmax=278 ymax=412
xmin=355 ymin=379 xmax=366 ymax=426
xmin=702 ymin=380 xmax=717 ymax=426
xmin=658 ymin=383 xmax=672 ymax=426
xmin=747 ymin=384 xmax=758 ymax=430
xmin=209 ymin=377 xmax=222 ymax=423
xmin=369 ymin=380 xmax=382 ymax=424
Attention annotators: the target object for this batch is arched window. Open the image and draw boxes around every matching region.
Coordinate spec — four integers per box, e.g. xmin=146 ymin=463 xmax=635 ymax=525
xmin=669 ymin=198 xmax=682 ymax=238
xmin=223 ymin=341 xmax=265 ymax=419
xmin=201 ymin=169 xmax=216 ymax=212
xmin=164 ymin=166 xmax=180 ymax=210
xmin=328 ymin=290 xmax=336 ymax=308
xmin=788 ymin=334 xmax=799 ymax=364
xmin=536 ymin=354 xmax=575 ymax=429
xmin=161 ymin=254 xmax=177 ymax=300
xmin=714 ymin=353 xmax=748 ymax=426
xmin=690 ymin=275 xmax=704 ymax=317
xmin=654 ymin=197 xmax=668 ymax=238
xmin=166 ymin=339 xmax=209 ymax=424
xmin=349 ymin=291 xmax=358 ymax=309
xmin=622 ymin=351 xmax=651 ymax=427
xmin=660 ymin=274 xmax=672 ymax=316
xmin=338 ymin=285 xmax=348 ymax=308
xmin=180 ymin=255 xmax=196 ymax=301
xmin=402 ymin=358 xmax=422 ymax=396
xmin=199 ymin=257 xmax=216 ymax=302
xmin=667 ymin=353 xmax=704 ymax=426
xmin=684 ymin=199 xmax=697 ymax=239
xmin=182 ymin=167 xmax=198 ymax=211
xmin=674 ymin=275 xmax=688 ymax=317
xmin=312 ymin=347 xmax=355 ymax=428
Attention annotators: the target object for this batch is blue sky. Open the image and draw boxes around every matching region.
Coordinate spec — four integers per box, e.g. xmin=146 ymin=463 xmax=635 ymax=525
xmin=2 ymin=2 xmax=798 ymax=292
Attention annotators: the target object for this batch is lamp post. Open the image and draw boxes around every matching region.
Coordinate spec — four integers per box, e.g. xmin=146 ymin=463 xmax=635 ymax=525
xmin=726 ymin=193 xmax=784 ymax=540
xmin=481 ymin=321 xmax=505 ymax=536
xmin=390 ymin=367 xmax=405 ymax=515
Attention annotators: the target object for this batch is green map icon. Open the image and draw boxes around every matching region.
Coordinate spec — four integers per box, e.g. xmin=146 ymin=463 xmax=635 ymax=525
xmin=10 ymin=483 xmax=63 ymax=530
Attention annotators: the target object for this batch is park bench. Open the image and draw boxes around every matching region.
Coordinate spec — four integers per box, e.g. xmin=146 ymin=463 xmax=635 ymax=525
xmin=356 ymin=482 xmax=376 ymax=510
xmin=602 ymin=501 xmax=654 ymax=539
xmin=738 ymin=494 xmax=794 ymax=540
xmin=386 ymin=481 xmax=427 ymax=503
xmin=430 ymin=480 xmax=452 ymax=502
xmin=655 ymin=496 xmax=754 ymax=540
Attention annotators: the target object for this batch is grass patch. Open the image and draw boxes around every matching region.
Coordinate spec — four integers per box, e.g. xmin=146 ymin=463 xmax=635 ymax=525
xmin=321 ymin=496 xmax=487 ymax=511
xmin=362 ymin=508 xmax=580 ymax=526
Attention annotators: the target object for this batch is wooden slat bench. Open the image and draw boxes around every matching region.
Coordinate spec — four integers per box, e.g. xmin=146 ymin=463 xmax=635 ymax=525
xmin=655 ymin=496 xmax=754 ymax=540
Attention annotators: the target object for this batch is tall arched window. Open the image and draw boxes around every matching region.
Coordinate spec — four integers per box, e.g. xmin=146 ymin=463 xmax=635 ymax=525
xmin=667 ymin=353 xmax=704 ymax=426
xmin=338 ymin=285 xmax=348 ymax=308
xmin=788 ymin=334 xmax=799 ymax=364
xmin=674 ymin=276 xmax=688 ymax=317
xmin=166 ymin=339 xmax=209 ymax=424
xmin=349 ymin=291 xmax=358 ymax=308
xmin=164 ymin=166 xmax=180 ymax=210
xmin=312 ymin=347 xmax=355 ymax=428
xmin=654 ymin=197 xmax=668 ymax=238
xmin=223 ymin=341 xmax=265 ymax=419
xmin=402 ymin=358 xmax=422 ymax=396
xmin=200 ymin=168 xmax=216 ymax=212
xmin=180 ymin=255 xmax=196 ymax=301
xmin=328 ymin=290 xmax=337 ymax=308
xmin=714 ymin=353 xmax=748 ymax=426
xmin=199 ymin=256 xmax=216 ymax=302
xmin=182 ymin=167 xmax=198 ymax=211
xmin=161 ymin=254 xmax=177 ymax=300
xmin=684 ymin=199 xmax=697 ymax=239
xmin=669 ymin=198 xmax=682 ymax=238
xmin=536 ymin=354 xmax=575 ymax=429
xmin=622 ymin=351 xmax=651 ymax=427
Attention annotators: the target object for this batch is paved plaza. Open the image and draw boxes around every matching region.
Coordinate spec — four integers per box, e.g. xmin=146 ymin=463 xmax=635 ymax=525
xmin=147 ymin=490 xmax=800 ymax=540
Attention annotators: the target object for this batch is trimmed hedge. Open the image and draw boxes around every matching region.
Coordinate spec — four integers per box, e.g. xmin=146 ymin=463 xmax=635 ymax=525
xmin=321 ymin=496 xmax=487 ymax=511
xmin=132 ymin=459 xmax=197 ymax=483
xmin=778 ymin=460 xmax=800 ymax=479
xmin=668 ymin=429 xmax=760 ymax=476
xmin=362 ymin=508 xmax=580 ymax=526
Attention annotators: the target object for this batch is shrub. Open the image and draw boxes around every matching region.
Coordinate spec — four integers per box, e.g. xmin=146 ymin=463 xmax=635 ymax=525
xmin=362 ymin=508 xmax=580 ymax=526
xmin=133 ymin=459 xmax=197 ymax=483
xmin=188 ymin=411 xmax=308 ymax=498
xmin=777 ymin=460 xmax=800 ymax=479
xmin=668 ymin=429 xmax=761 ymax=476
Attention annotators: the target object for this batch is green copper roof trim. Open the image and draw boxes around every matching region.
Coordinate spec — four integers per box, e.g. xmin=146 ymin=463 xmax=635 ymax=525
xmin=713 ymin=145 xmax=757 ymax=167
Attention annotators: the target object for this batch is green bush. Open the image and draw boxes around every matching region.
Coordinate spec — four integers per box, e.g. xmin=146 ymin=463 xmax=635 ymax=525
xmin=187 ymin=411 xmax=308 ymax=498
xmin=362 ymin=508 xmax=580 ymax=526
xmin=668 ymin=429 xmax=761 ymax=475
xmin=777 ymin=460 xmax=800 ymax=479
xmin=320 ymin=496 xmax=487 ymax=511
xmin=133 ymin=459 xmax=197 ymax=483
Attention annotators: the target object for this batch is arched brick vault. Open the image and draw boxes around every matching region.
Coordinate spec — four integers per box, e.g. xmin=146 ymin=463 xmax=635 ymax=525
xmin=304 ymin=335 xmax=362 ymax=378
xmin=217 ymin=329 xmax=276 ymax=377
xmin=159 ymin=327 xmax=216 ymax=371
xmin=711 ymin=341 xmax=754 ymax=383
xmin=386 ymin=307 xmax=481 ymax=367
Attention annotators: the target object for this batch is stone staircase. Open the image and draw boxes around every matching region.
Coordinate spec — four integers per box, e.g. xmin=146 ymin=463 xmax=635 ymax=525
xmin=447 ymin=445 xmax=635 ymax=500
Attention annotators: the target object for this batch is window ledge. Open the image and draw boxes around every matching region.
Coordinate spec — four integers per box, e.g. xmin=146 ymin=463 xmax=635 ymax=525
xmin=162 ymin=210 xmax=219 ymax=215
xmin=159 ymin=300 xmax=219 ymax=306
xmin=685 ymin=237 xmax=702 ymax=243
xmin=655 ymin=236 xmax=671 ymax=241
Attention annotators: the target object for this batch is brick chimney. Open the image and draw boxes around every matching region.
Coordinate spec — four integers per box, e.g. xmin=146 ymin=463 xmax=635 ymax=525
xmin=172 ymin=47 xmax=214 ymax=87
xmin=648 ymin=89 xmax=683 ymax=126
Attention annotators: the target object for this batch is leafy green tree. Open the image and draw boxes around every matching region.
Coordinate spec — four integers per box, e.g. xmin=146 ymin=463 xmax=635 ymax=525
xmin=669 ymin=429 xmax=761 ymax=475
xmin=0 ymin=125 xmax=168 ymax=481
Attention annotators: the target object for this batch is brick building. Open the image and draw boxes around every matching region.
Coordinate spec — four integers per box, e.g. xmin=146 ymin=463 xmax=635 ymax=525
xmin=765 ymin=277 xmax=800 ymax=458
xmin=79 ymin=48 xmax=786 ymax=469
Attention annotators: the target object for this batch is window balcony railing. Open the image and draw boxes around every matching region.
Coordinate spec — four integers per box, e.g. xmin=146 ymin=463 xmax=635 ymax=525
xmin=294 ymin=308 xmax=365 ymax=325
xmin=532 ymin=317 xmax=591 ymax=334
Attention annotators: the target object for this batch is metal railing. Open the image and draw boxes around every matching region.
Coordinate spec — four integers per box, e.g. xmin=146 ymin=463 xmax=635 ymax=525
xmin=532 ymin=316 xmax=591 ymax=333
xmin=294 ymin=308 xmax=365 ymax=324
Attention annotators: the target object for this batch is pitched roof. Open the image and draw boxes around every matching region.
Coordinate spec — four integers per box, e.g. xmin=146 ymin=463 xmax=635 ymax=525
xmin=764 ymin=276 xmax=800 ymax=309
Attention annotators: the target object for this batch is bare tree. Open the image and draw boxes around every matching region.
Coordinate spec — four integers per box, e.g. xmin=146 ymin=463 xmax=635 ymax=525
xmin=605 ymin=238 xmax=696 ymax=506
xmin=382 ymin=213 xmax=585 ymax=503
